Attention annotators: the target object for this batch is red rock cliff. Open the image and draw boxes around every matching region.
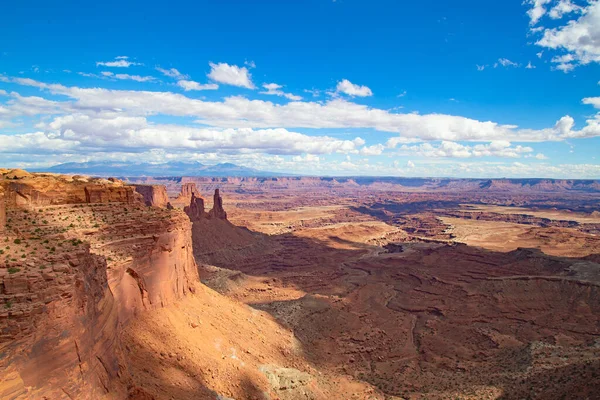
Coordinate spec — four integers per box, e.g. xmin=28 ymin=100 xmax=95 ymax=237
xmin=184 ymin=192 xmax=206 ymax=221
xmin=0 ymin=173 xmax=199 ymax=398
xmin=0 ymin=188 xmax=5 ymax=232
xmin=208 ymin=189 xmax=228 ymax=220
xmin=180 ymin=182 xmax=200 ymax=200
xmin=134 ymin=184 xmax=170 ymax=207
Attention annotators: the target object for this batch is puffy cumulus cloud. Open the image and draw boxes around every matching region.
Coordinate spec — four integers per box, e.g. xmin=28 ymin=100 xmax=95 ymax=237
xmin=292 ymin=154 xmax=320 ymax=163
xmin=398 ymin=140 xmax=535 ymax=158
xmin=548 ymin=0 xmax=583 ymax=19
xmin=207 ymin=62 xmax=255 ymax=89
xmin=96 ymin=56 xmax=141 ymax=68
xmin=17 ymin=113 xmax=366 ymax=156
xmin=176 ymin=80 xmax=219 ymax=91
xmin=156 ymin=67 xmax=188 ymax=80
xmin=260 ymin=83 xmax=302 ymax=101
xmin=4 ymin=76 xmax=600 ymax=144
xmin=359 ymin=144 xmax=385 ymax=156
xmin=526 ymin=0 xmax=552 ymax=25
xmin=534 ymin=1 xmax=600 ymax=71
xmin=0 ymin=131 xmax=78 ymax=154
xmin=336 ymin=79 xmax=373 ymax=97
xmin=101 ymin=71 xmax=156 ymax=82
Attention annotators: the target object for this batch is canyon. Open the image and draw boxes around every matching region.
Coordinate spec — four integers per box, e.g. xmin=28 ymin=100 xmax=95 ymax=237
xmin=0 ymin=170 xmax=599 ymax=399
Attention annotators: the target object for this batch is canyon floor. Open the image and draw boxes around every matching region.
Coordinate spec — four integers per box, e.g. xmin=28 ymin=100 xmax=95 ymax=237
xmin=1 ymin=173 xmax=600 ymax=399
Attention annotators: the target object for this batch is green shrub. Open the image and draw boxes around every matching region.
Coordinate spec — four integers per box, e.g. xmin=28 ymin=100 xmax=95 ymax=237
xmin=7 ymin=267 xmax=20 ymax=274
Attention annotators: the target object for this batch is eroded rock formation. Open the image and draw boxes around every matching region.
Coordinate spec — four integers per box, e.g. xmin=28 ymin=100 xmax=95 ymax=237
xmin=184 ymin=192 xmax=206 ymax=221
xmin=180 ymin=182 xmax=200 ymax=200
xmin=84 ymin=185 xmax=140 ymax=204
xmin=0 ymin=171 xmax=198 ymax=398
xmin=134 ymin=184 xmax=170 ymax=207
xmin=0 ymin=188 xmax=5 ymax=232
xmin=208 ymin=189 xmax=227 ymax=220
xmin=0 ymin=171 xmax=142 ymax=208
xmin=184 ymin=189 xmax=227 ymax=221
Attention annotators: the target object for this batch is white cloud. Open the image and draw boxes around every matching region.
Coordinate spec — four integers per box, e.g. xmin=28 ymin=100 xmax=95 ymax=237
xmin=207 ymin=62 xmax=255 ymax=89
xmin=535 ymin=1 xmax=600 ymax=71
xmin=176 ymin=80 xmax=219 ymax=91
xmin=96 ymin=57 xmax=141 ymax=68
xmin=260 ymin=83 xmax=302 ymax=101
xmin=397 ymin=140 xmax=535 ymax=159
xmin=20 ymin=113 xmax=366 ymax=156
xmin=476 ymin=64 xmax=486 ymax=71
xmin=336 ymin=79 xmax=373 ymax=97
xmin=548 ymin=0 xmax=583 ymax=19
xmin=526 ymin=0 xmax=552 ymax=25
xmin=526 ymin=62 xmax=536 ymax=69
xmin=101 ymin=71 xmax=156 ymax=82
xmin=292 ymin=154 xmax=320 ymax=163
xmin=407 ymin=160 xmax=415 ymax=168
xmin=156 ymin=67 xmax=188 ymax=80
xmin=495 ymin=58 xmax=519 ymax=68
xmin=5 ymin=76 xmax=600 ymax=144
xmin=359 ymin=144 xmax=385 ymax=156
xmin=304 ymin=88 xmax=321 ymax=97
xmin=397 ymin=90 xmax=407 ymax=97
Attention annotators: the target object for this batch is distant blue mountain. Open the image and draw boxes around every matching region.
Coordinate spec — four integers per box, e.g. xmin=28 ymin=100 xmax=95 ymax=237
xmin=38 ymin=161 xmax=285 ymax=177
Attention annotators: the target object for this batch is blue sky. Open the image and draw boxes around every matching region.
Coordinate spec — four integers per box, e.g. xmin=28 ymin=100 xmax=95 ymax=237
xmin=1 ymin=0 xmax=600 ymax=177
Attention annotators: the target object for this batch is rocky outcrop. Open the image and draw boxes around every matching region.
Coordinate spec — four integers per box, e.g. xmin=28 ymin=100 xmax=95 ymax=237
xmin=0 ymin=246 xmax=123 ymax=399
xmin=84 ymin=185 xmax=141 ymax=204
xmin=184 ymin=192 xmax=206 ymax=221
xmin=4 ymin=169 xmax=31 ymax=180
xmin=208 ymin=189 xmax=227 ymax=220
xmin=180 ymin=182 xmax=200 ymax=200
xmin=0 ymin=188 xmax=5 ymax=232
xmin=103 ymin=211 xmax=199 ymax=322
xmin=0 ymin=172 xmax=142 ymax=208
xmin=0 ymin=172 xmax=199 ymax=398
xmin=184 ymin=189 xmax=227 ymax=221
xmin=134 ymin=184 xmax=170 ymax=207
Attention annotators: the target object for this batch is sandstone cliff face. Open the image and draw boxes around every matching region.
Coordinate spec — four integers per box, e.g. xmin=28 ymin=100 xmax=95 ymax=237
xmin=0 ymin=244 xmax=123 ymax=399
xmin=84 ymin=185 xmax=140 ymax=204
xmin=208 ymin=189 xmax=228 ymax=220
xmin=0 ymin=171 xmax=142 ymax=208
xmin=179 ymin=182 xmax=200 ymax=200
xmin=184 ymin=189 xmax=228 ymax=221
xmin=0 ymin=172 xmax=198 ymax=399
xmin=0 ymin=188 xmax=5 ymax=232
xmin=134 ymin=184 xmax=170 ymax=207
xmin=184 ymin=192 xmax=206 ymax=221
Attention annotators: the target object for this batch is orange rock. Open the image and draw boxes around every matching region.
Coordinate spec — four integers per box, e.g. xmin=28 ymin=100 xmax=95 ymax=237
xmin=184 ymin=192 xmax=206 ymax=221
xmin=0 ymin=188 xmax=5 ymax=231
xmin=134 ymin=184 xmax=170 ymax=207
xmin=208 ymin=189 xmax=227 ymax=220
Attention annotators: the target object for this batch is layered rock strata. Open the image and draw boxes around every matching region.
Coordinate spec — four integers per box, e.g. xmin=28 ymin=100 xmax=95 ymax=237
xmin=134 ymin=184 xmax=170 ymax=207
xmin=0 ymin=171 xmax=198 ymax=398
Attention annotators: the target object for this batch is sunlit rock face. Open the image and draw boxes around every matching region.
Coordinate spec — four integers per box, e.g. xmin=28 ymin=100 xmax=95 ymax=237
xmin=0 ymin=170 xmax=198 ymax=399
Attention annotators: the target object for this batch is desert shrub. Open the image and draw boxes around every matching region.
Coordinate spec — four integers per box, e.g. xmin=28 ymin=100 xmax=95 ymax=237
xmin=7 ymin=267 xmax=20 ymax=274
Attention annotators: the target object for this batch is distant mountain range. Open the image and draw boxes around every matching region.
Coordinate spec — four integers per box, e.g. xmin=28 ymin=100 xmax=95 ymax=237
xmin=38 ymin=161 xmax=285 ymax=177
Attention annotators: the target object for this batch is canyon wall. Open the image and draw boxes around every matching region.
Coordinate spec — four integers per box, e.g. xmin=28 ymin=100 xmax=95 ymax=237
xmin=1 ymin=171 xmax=142 ymax=208
xmin=184 ymin=192 xmax=206 ymax=221
xmin=0 ymin=188 xmax=5 ymax=232
xmin=134 ymin=184 xmax=170 ymax=207
xmin=0 ymin=170 xmax=199 ymax=398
